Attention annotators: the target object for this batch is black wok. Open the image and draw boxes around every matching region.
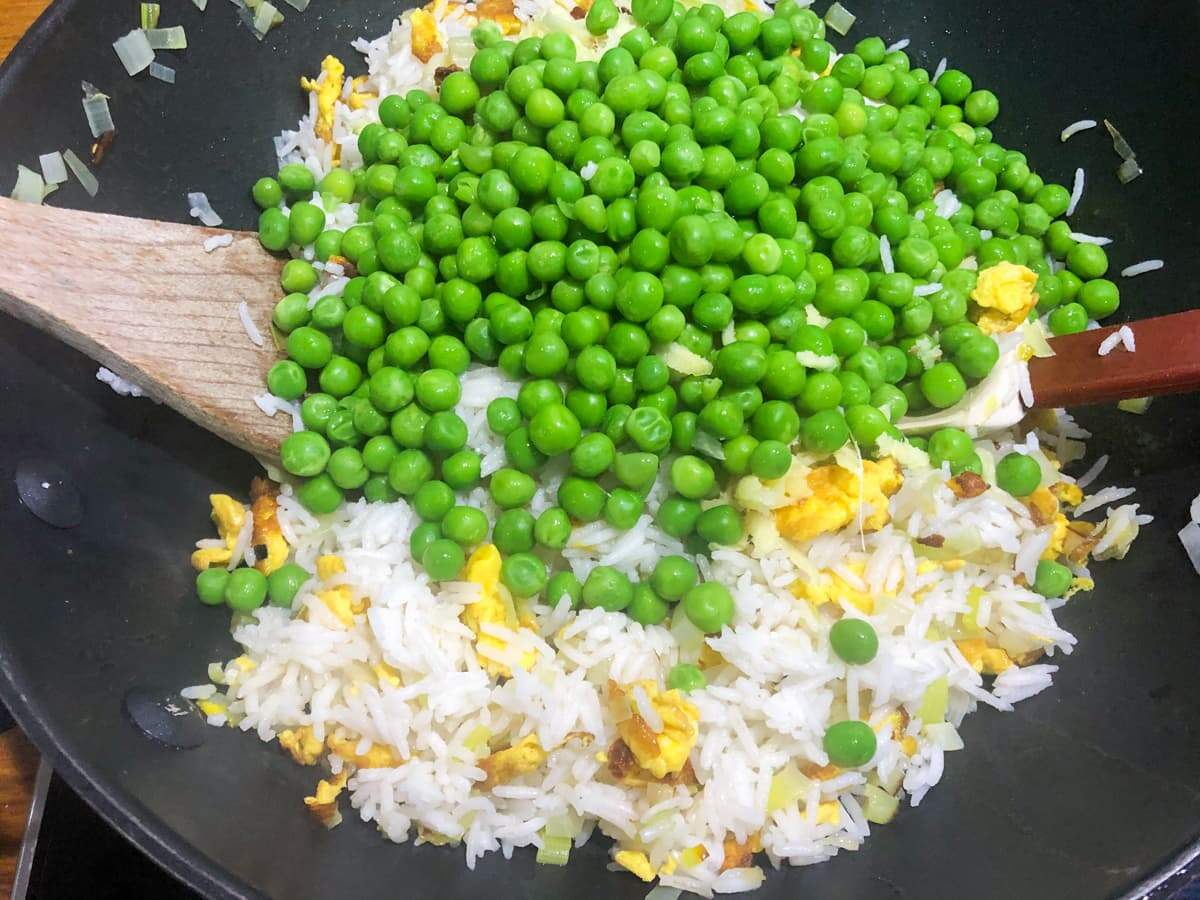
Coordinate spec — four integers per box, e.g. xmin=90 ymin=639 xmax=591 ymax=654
xmin=1 ymin=0 xmax=1199 ymax=897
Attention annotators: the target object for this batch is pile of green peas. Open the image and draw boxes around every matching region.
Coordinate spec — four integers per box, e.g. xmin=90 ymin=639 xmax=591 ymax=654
xmin=249 ymin=1 xmax=1120 ymax=615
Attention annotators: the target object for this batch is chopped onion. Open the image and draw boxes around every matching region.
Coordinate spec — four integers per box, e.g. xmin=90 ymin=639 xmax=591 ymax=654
xmin=1116 ymin=157 xmax=1142 ymax=184
xmin=766 ymin=763 xmax=810 ymax=813
xmin=112 ymin=29 xmax=155 ymax=76
xmin=645 ymin=887 xmax=682 ymax=900
xmin=1191 ymin=492 xmax=1200 ymax=525
xmin=280 ymin=0 xmax=310 ymax=9
xmin=1103 ymin=118 xmax=1136 ymax=160
xmin=149 ymin=62 xmax=176 ymax=83
xmin=925 ymin=722 xmax=964 ymax=751
xmin=862 ymin=784 xmax=900 ymax=824
xmin=144 ymin=26 xmax=187 ymax=49
xmin=1117 ymin=397 xmax=1151 ymax=415
xmin=251 ymin=1 xmax=282 ymax=38
xmin=1178 ymin=521 xmax=1200 ymax=576
xmin=535 ymin=834 xmax=571 ymax=866
xmin=187 ymin=191 xmax=223 ymax=226
xmin=193 ymin=0 xmax=209 ymax=8
xmin=10 ymin=165 xmax=46 ymax=204
xmin=39 ymin=151 xmax=67 ymax=184
xmin=447 ymin=36 xmax=475 ymax=65
xmin=81 ymin=89 xmax=114 ymax=138
xmin=917 ymin=677 xmax=948 ymax=724
xmin=63 ymin=150 xmax=99 ymax=196
xmin=140 ymin=2 xmax=160 ymax=28
xmin=823 ymin=1 xmax=856 ymax=35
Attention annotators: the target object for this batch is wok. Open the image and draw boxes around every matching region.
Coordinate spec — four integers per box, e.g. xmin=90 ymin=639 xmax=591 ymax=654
xmin=1 ymin=0 xmax=1199 ymax=897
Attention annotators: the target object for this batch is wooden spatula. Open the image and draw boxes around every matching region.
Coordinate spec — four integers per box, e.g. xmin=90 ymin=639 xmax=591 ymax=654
xmin=0 ymin=197 xmax=287 ymax=459
xmin=0 ymin=198 xmax=1197 ymax=455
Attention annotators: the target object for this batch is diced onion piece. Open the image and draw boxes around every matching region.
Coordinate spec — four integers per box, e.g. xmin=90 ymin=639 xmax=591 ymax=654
xmin=862 ymin=784 xmax=900 ymax=824
xmin=193 ymin=0 xmax=209 ymax=8
xmin=39 ymin=151 xmax=67 ymax=184
xmin=10 ymin=165 xmax=46 ymax=204
xmin=645 ymin=887 xmax=682 ymax=900
xmin=1019 ymin=321 xmax=1055 ymax=358
xmin=82 ymin=92 xmax=115 ymax=138
xmin=63 ymin=150 xmax=99 ymax=196
xmin=1191 ymin=491 xmax=1200 ymax=525
xmin=924 ymin=722 xmax=964 ymax=751
xmin=1180 ymin=521 xmax=1200 ymax=576
xmin=252 ymin=1 xmax=282 ymax=38
xmin=663 ymin=342 xmax=712 ymax=376
xmin=1116 ymin=396 xmax=1151 ymax=415
xmin=1116 ymin=157 xmax=1142 ymax=184
xmin=535 ymin=834 xmax=571 ymax=867
xmin=112 ymin=29 xmax=155 ymax=76
xmin=140 ymin=3 xmax=161 ymax=28
xmin=1103 ymin=118 xmax=1136 ymax=160
xmin=691 ymin=430 xmax=724 ymax=460
xmin=670 ymin=604 xmax=705 ymax=662
xmin=917 ymin=676 xmax=948 ymax=724
xmin=447 ymin=36 xmax=475 ymax=66
xmin=823 ymin=2 xmax=856 ymax=35
xmin=544 ymin=811 xmax=583 ymax=839
xmin=144 ymin=26 xmax=187 ymax=49
xmin=280 ymin=0 xmax=310 ymax=9
xmin=766 ymin=762 xmax=810 ymax=813
xmin=149 ymin=62 xmax=177 ymax=83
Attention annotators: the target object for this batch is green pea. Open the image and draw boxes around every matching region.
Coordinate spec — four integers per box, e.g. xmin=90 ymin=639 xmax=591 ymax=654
xmin=823 ymin=720 xmax=877 ymax=767
xmin=422 ymin=538 xmax=466 ymax=580
xmin=267 ymin=563 xmax=310 ymax=608
xmin=695 ymin=504 xmax=743 ymax=545
xmin=829 ymin=618 xmax=878 ymax=664
xmin=559 ymin=476 xmax=608 ymax=521
xmin=534 ymin=507 xmax=572 ymax=550
xmin=995 ymin=451 xmax=1041 ymax=497
xmin=196 ymin=568 xmax=230 ymax=606
xmin=500 ymin=552 xmax=548 ymax=598
xmin=682 ymin=581 xmax=733 ymax=633
xmin=546 ymin=570 xmax=583 ymax=608
xmin=670 ymin=455 xmax=715 ymax=499
xmin=529 ymin=403 xmax=582 ymax=456
xmin=297 ymin=473 xmax=343 ymax=514
xmin=651 ymin=555 xmax=698 ymax=601
xmin=626 ymin=583 xmax=670 ymax=625
xmin=281 ymin=431 xmax=331 ymax=478
xmin=224 ymin=567 xmax=268 ymax=613
xmin=442 ymin=505 xmax=489 ymax=546
xmin=1034 ymin=560 xmax=1072 ymax=598
xmin=494 ymin=509 xmax=536 ymax=554
xmin=582 ymin=565 xmax=633 ymax=611
xmin=667 ymin=662 xmax=706 ymax=692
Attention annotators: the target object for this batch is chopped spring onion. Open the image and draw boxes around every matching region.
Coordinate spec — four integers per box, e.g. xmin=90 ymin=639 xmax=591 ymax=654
xmin=924 ymin=722 xmax=964 ymax=751
xmin=823 ymin=2 xmax=856 ymax=35
xmin=10 ymin=165 xmax=46 ymax=204
xmin=917 ymin=676 xmax=948 ymax=724
xmin=112 ymin=29 xmax=155 ymax=76
xmin=1117 ymin=397 xmax=1152 ymax=415
xmin=193 ymin=0 xmax=209 ymax=8
xmin=1103 ymin=118 xmax=1136 ymax=160
xmin=280 ymin=0 xmax=310 ymax=9
xmin=861 ymin=784 xmax=900 ymax=824
xmin=645 ymin=887 xmax=682 ymax=900
xmin=63 ymin=150 xmax=99 ymax=196
xmin=149 ymin=62 xmax=177 ymax=83
xmin=39 ymin=151 xmax=67 ymax=184
xmin=81 ymin=88 xmax=114 ymax=138
xmin=187 ymin=191 xmax=223 ymax=226
xmin=144 ymin=26 xmax=187 ymax=50
xmin=766 ymin=762 xmax=810 ymax=813
xmin=1116 ymin=157 xmax=1142 ymax=184
xmin=140 ymin=3 xmax=161 ymax=28
xmin=535 ymin=834 xmax=572 ymax=867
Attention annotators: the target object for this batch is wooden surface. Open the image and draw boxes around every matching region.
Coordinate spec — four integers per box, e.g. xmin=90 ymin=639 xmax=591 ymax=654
xmin=1029 ymin=309 xmax=1200 ymax=408
xmin=0 ymin=0 xmax=46 ymax=62
xmin=0 ymin=198 xmax=290 ymax=459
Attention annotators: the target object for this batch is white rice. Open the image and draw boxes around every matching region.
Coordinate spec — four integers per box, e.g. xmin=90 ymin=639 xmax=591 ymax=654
xmin=187 ymin=191 xmax=222 ymax=226
xmin=186 ymin=6 xmax=1154 ymax=893
xmin=1096 ymin=331 xmax=1123 ymax=357
xmin=1074 ymin=485 xmax=1136 ymax=516
xmin=203 ymin=233 xmax=234 ymax=252
xmin=96 ymin=365 xmax=147 ymax=397
xmin=1119 ymin=325 xmax=1136 ymax=352
xmin=1059 ymin=119 xmax=1097 ymax=142
xmin=1066 ymin=168 xmax=1084 ymax=217
xmin=1120 ymin=259 xmax=1164 ymax=277
xmin=238 ymin=300 xmax=265 ymax=347
xmin=1068 ymin=231 xmax=1111 ymax=246
xmin=878 ymin=235 xmax=894 ymax=274
xmin=1075 ymin=454 xmax=1109 ymax=489
xmin=885 ymin=38 xmax=910 ymax=52
xmin=912 ymin=282 xmax=942 ymax=297
xmin=932 ymin=58 xmax=947 ymax=82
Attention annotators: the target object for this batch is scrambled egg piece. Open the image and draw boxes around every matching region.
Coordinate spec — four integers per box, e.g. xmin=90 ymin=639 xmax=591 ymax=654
xmin=775 ymin=459 xmax=902 ymax=543
xmin=313 ymin=555 xmax=368 ymax=626
xmin=816 ymin=801 xmax=841 ymax=825
xmin=280 ymin=726 xmax=324 ymax=766
xmin=197 ymin=698 xmax=226 ymax=718
xmin=720 ymin=832 xmax=762 ymax=871
xmin=460 ymin=544 xmax=537 ymax=678
xmin=612 ymin=681 xmax=699 ymax=780
xmin=300 ymin=55 xmax=345 ymax=148
xmin=970 ymin=262 xmax=1039 ymax=335
xmin=347 ymin=75 xmax=375 ymax=110
xmin=479 ymin=733 xmax=545 ymax=789
xmin=304 ymin=770 xmax=349 ymax=828
xmin=1051 ymin=481 xmax=1084 ymax=507
xmin=410 ymin=8 xmax=442 ymax=63
xmin=604 ymin=738 xmax=698 ymax=787
xmin=327 ymin=730 xmax=404 ymax=768
xmin=191 ymin=494 xmax=247 ymax=570
xmin=615 ymin=850 xmax=656 ymax=882
xmin=878 ymin=710 xmax=917 ymax=756
xmin=955 ymin=638 xmax=1014 ymax=675
xmin=250 ymin=478 xmax=288 ymax=575
xmin=1044 ymin=513 xmax=1069 ymax=560
xmin=475 ymin=0 xmax=522 ymax=34
xmin=790 ymin=561 xmax=877 ymax=614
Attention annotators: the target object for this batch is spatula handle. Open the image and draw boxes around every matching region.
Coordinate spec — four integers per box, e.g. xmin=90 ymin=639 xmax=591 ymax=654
xmin=0 ymin=198 xmax=289 ymax=459
xmin=1028 ymin=309 xmax=1200 ymax=409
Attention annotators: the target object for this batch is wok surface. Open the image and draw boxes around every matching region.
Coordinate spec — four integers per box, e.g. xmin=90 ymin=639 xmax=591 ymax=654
xmin=1 ymin=0 xmax=1199 ymax=897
